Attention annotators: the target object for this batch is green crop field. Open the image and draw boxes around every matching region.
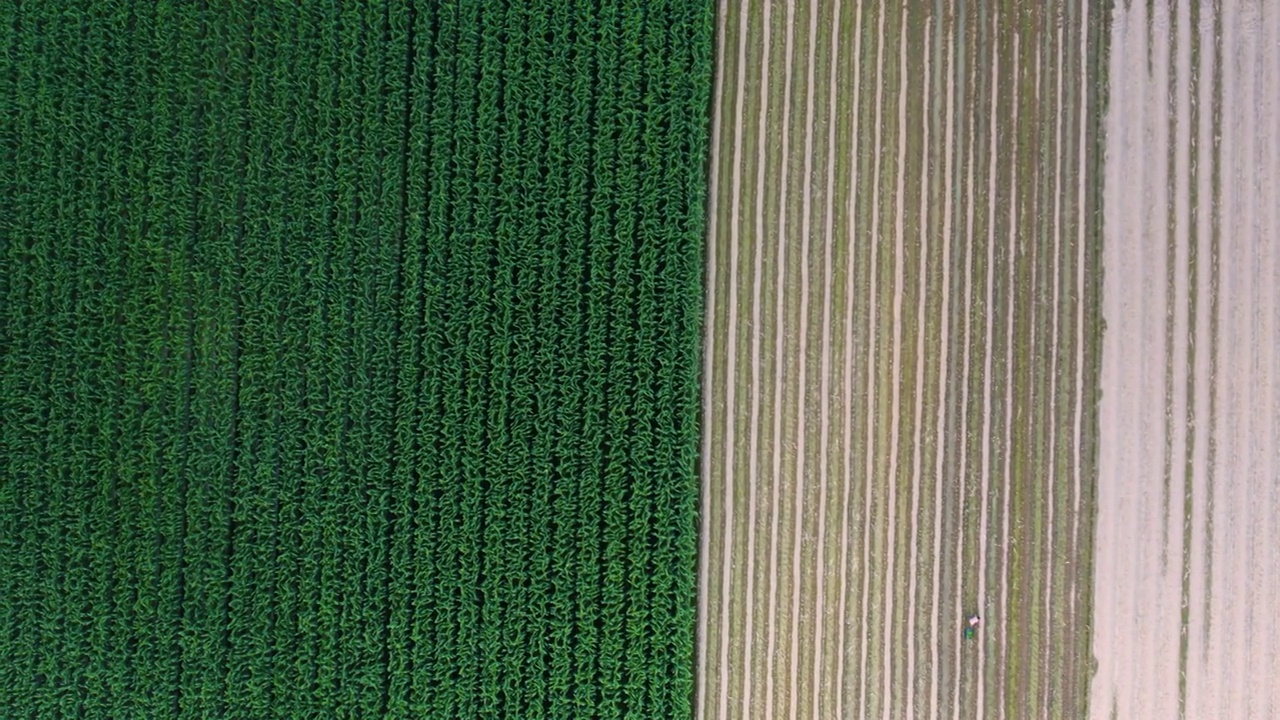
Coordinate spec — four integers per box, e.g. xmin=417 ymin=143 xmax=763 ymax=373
xmin=2 ymin=1 xmax=714 ymax=717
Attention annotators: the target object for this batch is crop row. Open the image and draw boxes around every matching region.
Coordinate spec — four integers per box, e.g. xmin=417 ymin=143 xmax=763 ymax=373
xmin=1 ymin=1 xmax=715 ymax=717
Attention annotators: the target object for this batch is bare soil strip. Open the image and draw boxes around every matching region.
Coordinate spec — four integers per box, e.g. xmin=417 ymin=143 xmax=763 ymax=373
xmin=1092 ymin=2 xmax=1279 ymax=717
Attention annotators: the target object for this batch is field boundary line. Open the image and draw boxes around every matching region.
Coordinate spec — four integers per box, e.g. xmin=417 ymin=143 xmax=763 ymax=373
xmin=696 ymin=0 xmax=731 ymax=709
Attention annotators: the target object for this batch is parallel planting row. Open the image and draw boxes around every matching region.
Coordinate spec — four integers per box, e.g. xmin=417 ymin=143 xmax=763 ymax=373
xmin=697 ymin=1 xmax=1106 ymax=718
xmin=2 ymin=1 xmax=714 ymax=717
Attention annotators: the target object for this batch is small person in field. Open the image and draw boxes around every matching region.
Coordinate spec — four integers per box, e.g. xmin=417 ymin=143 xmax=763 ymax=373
xmin=964 ymin=614 xmax=981 ymax=640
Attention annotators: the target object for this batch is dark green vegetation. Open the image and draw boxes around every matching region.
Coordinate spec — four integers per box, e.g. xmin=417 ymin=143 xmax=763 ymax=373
xmin=2 ymin=1 xmax=713 ymax=716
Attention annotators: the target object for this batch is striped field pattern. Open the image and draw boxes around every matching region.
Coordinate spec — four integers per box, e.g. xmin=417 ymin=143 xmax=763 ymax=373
xmin=1092 ymin=2 xmax=1280 ymax=718
xmin=697 ymin=1 xmax=1106 ymax=719
xmin=2 ymin=1 xmax=714 ymax=717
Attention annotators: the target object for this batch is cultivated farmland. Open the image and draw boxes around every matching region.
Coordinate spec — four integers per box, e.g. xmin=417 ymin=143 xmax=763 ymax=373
xmin=1091 ymin=2 xmax=1280 ymax=718
xmin=697 ymin=1 xmax=1106 ymax=719
xmin=2 ymin=2 xmax=713 ymax=717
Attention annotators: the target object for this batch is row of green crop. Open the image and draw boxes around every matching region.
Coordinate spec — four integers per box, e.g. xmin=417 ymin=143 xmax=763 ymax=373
xmin=2 ymin=0 xmax=714 ymax=717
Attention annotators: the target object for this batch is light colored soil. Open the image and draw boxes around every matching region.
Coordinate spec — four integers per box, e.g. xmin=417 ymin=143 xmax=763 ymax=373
xmin=1090 ymin=2 xmax=1279 ymax=718
xmin=700 ymin=2 xmax=1103 ymax=719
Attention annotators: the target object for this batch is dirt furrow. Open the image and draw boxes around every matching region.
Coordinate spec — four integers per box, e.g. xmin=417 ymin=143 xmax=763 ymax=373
xmin=929 ymin=9 xmax=957 ymax=718
xmin=1071 ymin=0 xmax=1090 ymax=632
xmin=1043 ymin=25 xmax=1065 ymax=720
xmin=977 ymin=12 xmax=1000 ymax=717
xmin=857 ymin=6 xmax=887 ymax=720
xmin=880 ymin=9 xmax=910 ymax=720
xmin=762 ymin=1 xmax=796 ymax=715
xmin=1268 ymin=9 xmax=1280 ymax=714
xmin=696 ymin=0 xmax=732 ymax=709
xmin=997 ymin=33 xmax=1020 ymax=720
xmin=1185 ymin=6 xmax=1214 ymax=710
xmin=809 ymin=0 xmax=842 ymax=714
xmin=949 ymin=26 xmax=978 ymax=720
xmin=1235 ymin=13 xmax=1259 ymax=716
xmin=714 ymin=0 xmax=754 ymax=715
xmin=904 ymin=16 xmax=931 ymax=720
xmin=834 ymin=3 xmax=866 ymax=718
xmin=1216 ymin=5 xmax=1241 ymax=716
xmin=1026 ymin=23 xmax=1047 ymax=719
xmin=737 ymin=1 xmax=772 ymax=717
xmin=1173 ymin=3 xmax=1198 ymax=716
